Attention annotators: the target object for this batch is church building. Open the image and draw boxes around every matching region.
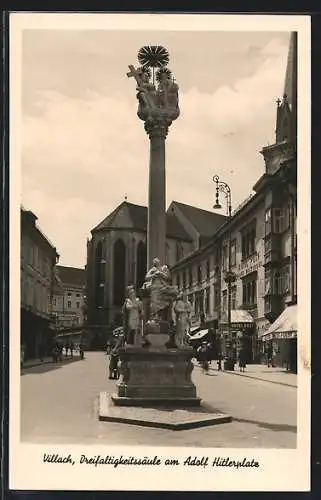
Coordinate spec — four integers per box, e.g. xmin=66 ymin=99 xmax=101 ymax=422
xmin=85 ymin=200 xmax=226 ymax=344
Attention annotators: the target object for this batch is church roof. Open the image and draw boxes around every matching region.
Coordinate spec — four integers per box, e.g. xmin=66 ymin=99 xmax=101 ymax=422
xmin=56 ymin=265 xmax=86 ymax=287
xmin=171 ymin=201 xmax=227 ymax=238
xmin=91 ymin=201 xmax=192 ymax=241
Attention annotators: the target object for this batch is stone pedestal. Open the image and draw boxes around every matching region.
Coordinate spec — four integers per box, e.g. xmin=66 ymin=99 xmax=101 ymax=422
xmin=111 ymin=343 xmax=201 ymax=407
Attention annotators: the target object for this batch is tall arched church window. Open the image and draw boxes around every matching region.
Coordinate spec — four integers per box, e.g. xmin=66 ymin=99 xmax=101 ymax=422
xmin=113 ymin=239 xmax=126 ymax=306
xmin=95 ymin=241 xmax=104 ymax=307
xmin=136 ymin=241 xmax=147 ymax=290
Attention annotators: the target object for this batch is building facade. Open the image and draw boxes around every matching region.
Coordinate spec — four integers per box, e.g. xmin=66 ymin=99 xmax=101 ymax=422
xmin=51 ymin=266 xmax=86 ymax=330
xmin=85 ymin=200 xmax=226 ymax=346
xmin=21 ymin=208 xmax=59 ymax=360
xmin=171 ymin=32 xmax=297 ymax=369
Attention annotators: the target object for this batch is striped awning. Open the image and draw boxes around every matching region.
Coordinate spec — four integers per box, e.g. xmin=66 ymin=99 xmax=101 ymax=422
xmin=261 ymin=305 xmax=297 ymax=341
xmin=220 ymin=309 xmax=254 ymax=328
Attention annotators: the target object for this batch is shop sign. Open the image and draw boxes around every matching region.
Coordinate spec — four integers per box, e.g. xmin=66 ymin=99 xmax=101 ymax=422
xmin=262 ymin=331 xmax=297 ymax=341
xmin=220 ymin=322 xmax=254 ymax=329
xmin=237 ymin=254 xmax=263 ymax=278
xmin=275 ymin=331 xmax=297 ymax=340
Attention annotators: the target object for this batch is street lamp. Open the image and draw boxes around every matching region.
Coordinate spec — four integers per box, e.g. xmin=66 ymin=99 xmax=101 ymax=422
xmin=213 ymin=175 xmax=236 ymax=371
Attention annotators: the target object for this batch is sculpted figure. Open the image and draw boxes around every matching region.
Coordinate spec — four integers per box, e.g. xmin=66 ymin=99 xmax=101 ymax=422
xmin=122 ymin=285 xmax=143 ymax=344
xmin=167 ymin=79 xmax=179 ymax=110
xmin=143 ymin=258 xmax=178 ymax=319
xmin=174 ymin=292 xmax=192 ymax=347
xmin=136 ymin=69 xmax=156 ymax=120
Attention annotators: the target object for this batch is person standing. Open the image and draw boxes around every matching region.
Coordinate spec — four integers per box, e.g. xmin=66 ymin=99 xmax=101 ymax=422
xmin=239 ymin=346 xmax=246 ymax=372
xmin=266 ymin=343 xmax=273 ymax=368
xmin=79 ymin=343 xmax=84 ymax=360
xmin=52 ymin=344 xmax=59 ymax=363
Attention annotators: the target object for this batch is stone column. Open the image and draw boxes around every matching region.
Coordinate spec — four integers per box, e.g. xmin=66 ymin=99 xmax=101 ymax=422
xmin=145 ymin=121 xmax=168 ymax=269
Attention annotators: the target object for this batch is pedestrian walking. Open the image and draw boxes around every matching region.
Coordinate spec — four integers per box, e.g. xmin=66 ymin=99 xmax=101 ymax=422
xmin=197 ymin=342 xmax=209 ymax=374
xmin=52 ymin=345 xmax=59 ymax=363
xmin=239 ymin=347 xmax=246 ymax=372
xmin=79 ymin=343 xmax=84 ymax=360
xmin=64 ymin=344 xmax=69 ymax=357
xmin=70 ymin=342 xmax=74 ymax=358
xmin=266 ymin=344 xmax=273 ymax=368
xmin=108 ymin=334 xmax=124 ymax=379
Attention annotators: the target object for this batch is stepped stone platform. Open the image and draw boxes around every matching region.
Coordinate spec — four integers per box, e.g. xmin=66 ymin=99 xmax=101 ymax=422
xmin=99 ymin=393 xmax=232 ymax=430
xmin=98 ymin=343 xmax=232 ymax=430
xmin=111 ymin=344 xmax=200 ymax=407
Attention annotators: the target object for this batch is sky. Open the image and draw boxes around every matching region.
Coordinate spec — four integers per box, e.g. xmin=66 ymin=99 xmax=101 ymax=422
xmin=21 ymin=29 xmax=290 ymax=268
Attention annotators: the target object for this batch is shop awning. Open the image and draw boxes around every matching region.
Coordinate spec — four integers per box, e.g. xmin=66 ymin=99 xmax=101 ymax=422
xmin=188 ymin=329 xmax=208 ymax=341
xmin=261 ymin=305 xmax=297 ymax=341
xmin=220 ymin=309 xmax=254 ymax=328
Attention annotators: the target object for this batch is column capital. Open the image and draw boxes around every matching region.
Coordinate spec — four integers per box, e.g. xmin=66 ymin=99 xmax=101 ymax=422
xmin=144 ymin=119 xmax=170 ymax=139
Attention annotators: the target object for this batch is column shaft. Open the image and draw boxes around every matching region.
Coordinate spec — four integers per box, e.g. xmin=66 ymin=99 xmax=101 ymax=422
xmin=147 ymin=131 xmax=166 ymax=268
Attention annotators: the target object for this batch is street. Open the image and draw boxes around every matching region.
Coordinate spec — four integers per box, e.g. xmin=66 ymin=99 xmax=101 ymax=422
xmin=21 ymin=352 xmax=297 ymax=448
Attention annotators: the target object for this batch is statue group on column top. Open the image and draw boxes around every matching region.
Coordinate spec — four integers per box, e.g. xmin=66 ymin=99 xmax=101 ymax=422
xmin=127 ymin=64 xmax=180 ymax=124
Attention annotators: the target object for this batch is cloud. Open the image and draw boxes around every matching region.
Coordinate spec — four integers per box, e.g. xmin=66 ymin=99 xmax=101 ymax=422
xmin=21 ymin=34 xmax=288 ymax=267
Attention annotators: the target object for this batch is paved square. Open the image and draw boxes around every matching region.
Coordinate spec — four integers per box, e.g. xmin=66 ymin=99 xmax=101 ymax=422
xmin=21 ymin=352 xmax=297 ymax=448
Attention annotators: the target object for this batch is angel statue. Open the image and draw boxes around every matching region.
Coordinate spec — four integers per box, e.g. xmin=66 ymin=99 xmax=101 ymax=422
xmin=122 ymin=285 xmax=143 ymax=345
xmin=174 ymin=292 xmax=192 ymax=347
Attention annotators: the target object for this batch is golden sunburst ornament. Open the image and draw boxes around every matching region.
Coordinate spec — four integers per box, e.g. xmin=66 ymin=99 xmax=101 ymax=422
xmin=138 ymin=46 xmax=170 ymax=85
xmin=155 ymin=67 xmax=172 ymax=84
xmin=138 ymin=46 xmax=169 ymax=68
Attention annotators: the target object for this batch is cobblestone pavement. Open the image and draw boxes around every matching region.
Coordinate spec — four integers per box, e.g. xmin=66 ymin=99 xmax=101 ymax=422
xmin=21 ymin=352 xmax=297 ymax=448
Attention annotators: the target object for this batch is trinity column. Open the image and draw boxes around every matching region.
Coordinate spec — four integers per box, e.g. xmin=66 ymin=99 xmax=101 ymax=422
xmin=99 ymin=46 xmax=231 ymax=428
xmin=126 ymin=45 xmax=179 ymax=267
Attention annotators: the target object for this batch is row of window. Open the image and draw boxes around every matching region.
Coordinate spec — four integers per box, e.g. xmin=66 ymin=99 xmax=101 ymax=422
xmin=52 ymin=297 xmax=81 ymax=309
xmin=21 ymin=275 xmax=49 ymax=314
xmin=176 ymin=259 xmax=213 ymax=289
xmin=176 ymin=205 xmax=295 ymax=280
xmin=22 ymin=238 xmax=52 ymax=277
